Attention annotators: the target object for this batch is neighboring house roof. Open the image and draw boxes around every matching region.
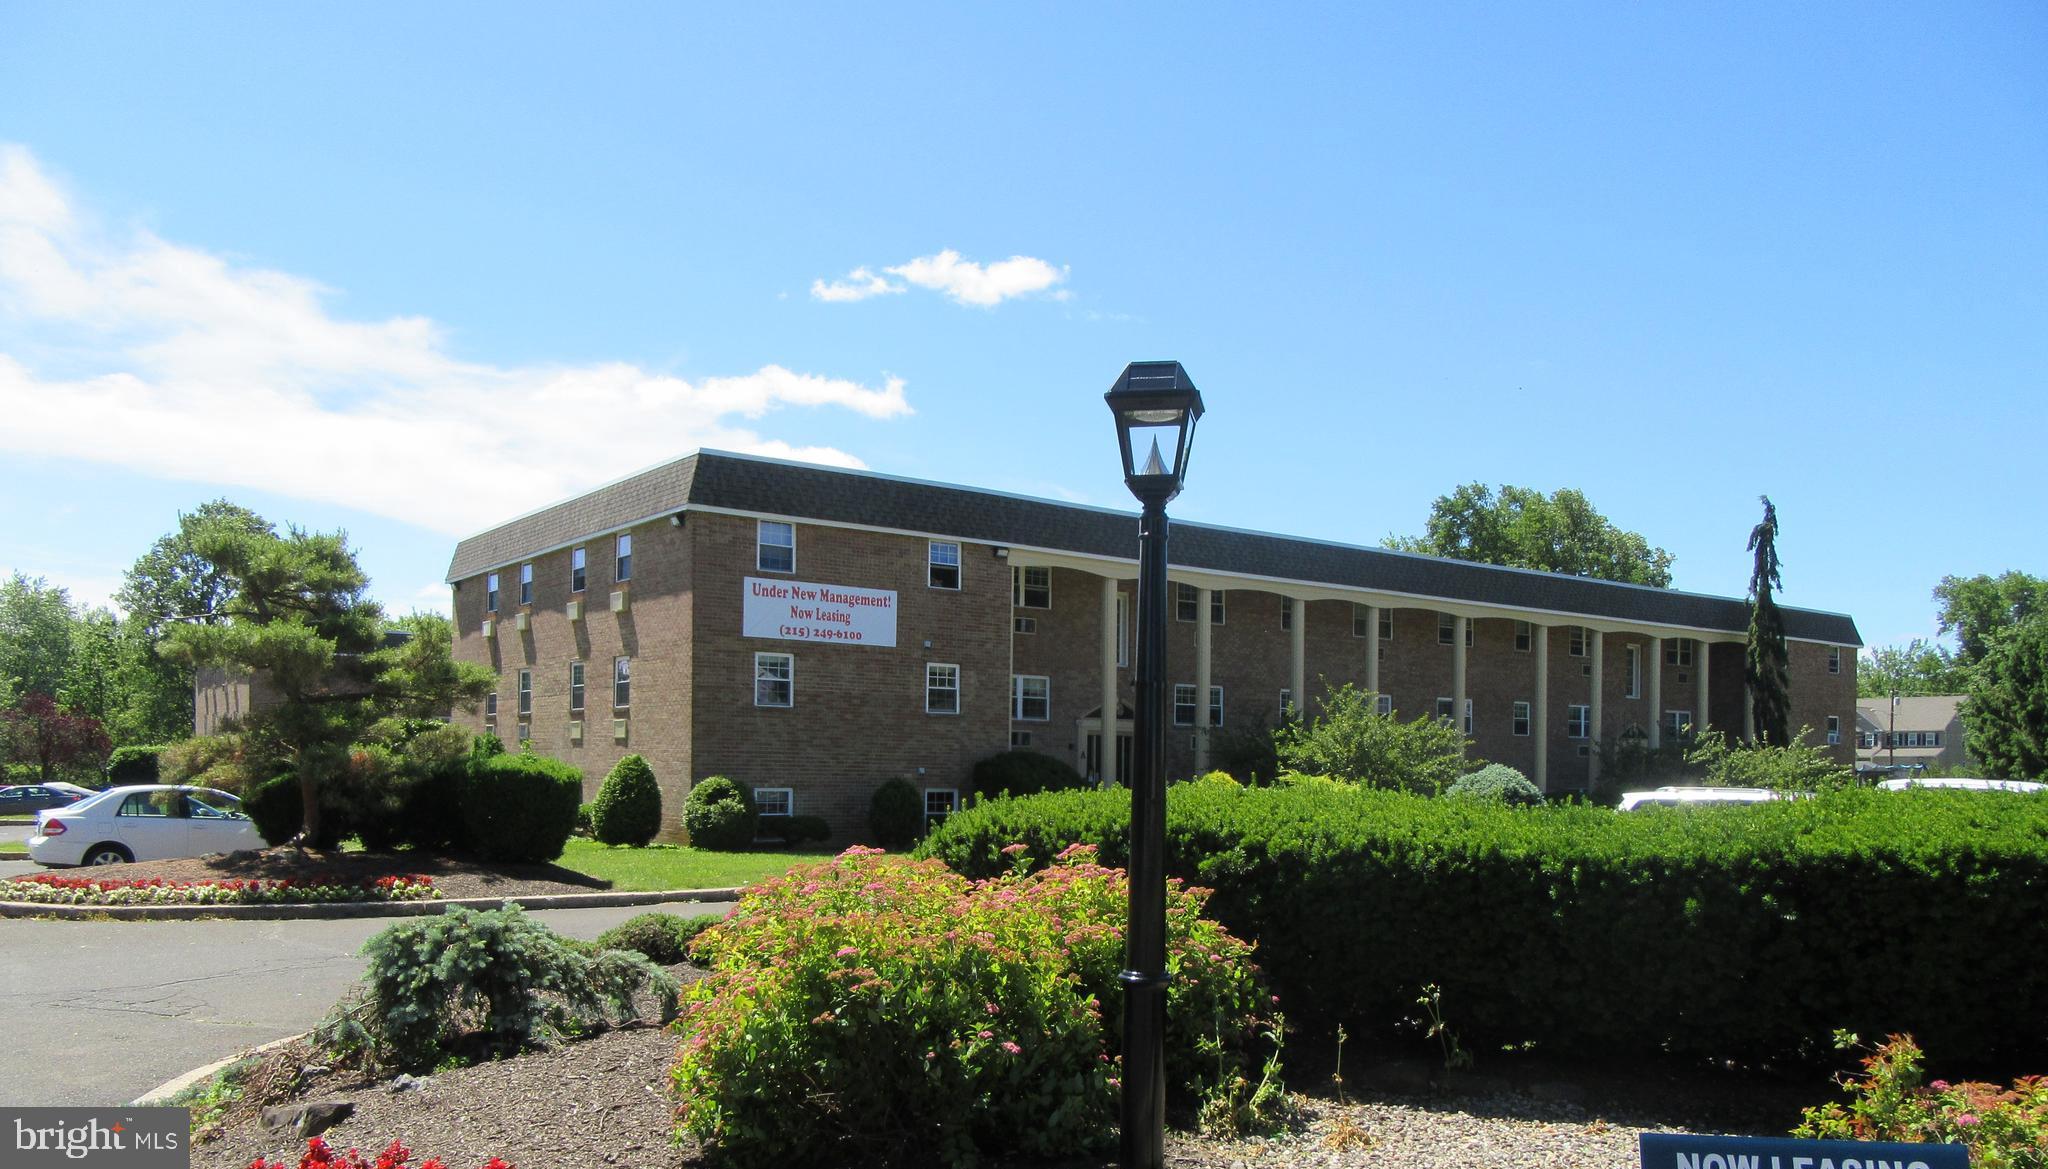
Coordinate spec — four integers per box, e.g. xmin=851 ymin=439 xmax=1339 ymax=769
xmin=1855 ymin=694 xmax=1964 ymax=732
xmin=446 ymin=450 xmax=1863 ymax=645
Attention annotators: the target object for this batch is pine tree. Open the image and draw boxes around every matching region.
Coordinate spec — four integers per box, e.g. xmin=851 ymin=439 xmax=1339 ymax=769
xmin=1745 ymin=496 xmax=1792 ymax=746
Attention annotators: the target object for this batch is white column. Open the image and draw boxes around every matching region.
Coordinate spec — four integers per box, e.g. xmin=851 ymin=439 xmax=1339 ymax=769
xmin=1195 ymin=586 xmax=1214 ymax=773
xmin=1695 ymin=639 xmax=1710 ymax=735
xmin=1452 ymin=615 xmax=1469 ymax=742
xmin=1533 ymin=623 xmax=1550 ymax=791
xmin=1289 ymin=598 xmax=1307 ymax=717
xmin=1589 ymin=630 xmax=1606 ymax=785
xmin=1100 ymin=577 xmax=1120 ymax=788
xmin=1364 ymin=604 xmax=1382 ymax=696
xmin=1648 ymin=636 xmax=1664 ymax=749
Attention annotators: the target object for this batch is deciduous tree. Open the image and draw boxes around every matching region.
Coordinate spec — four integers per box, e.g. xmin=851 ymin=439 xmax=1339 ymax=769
xmin=1857 ymin=639 xmax=1967 ymax=699
xmin=1385 ymin=483 xmax=1674 ymax=587
xmin=1744 ymin=496 xmax=1791 ymax=747
xmin=0 ymin=574 xmax=75 ymax=703
xmin=1273 ymin=682 xmax=1469 ymax=793
xmin=1934 ymin=571 xmax=2048 ymax=668
xmin=1962 ymin=614 xmax=2048 ymax=781
xmin=0 ymin=693 xmax=111 ymax=783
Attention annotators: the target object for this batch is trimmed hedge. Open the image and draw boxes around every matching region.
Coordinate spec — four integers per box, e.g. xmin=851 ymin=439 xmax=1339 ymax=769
xmin=596 ymin=911 xmax=718 ymax=965
xmin=919 ymin=783 xmax=2048 ymax=1068
xmin=969 ymin=749 xmax=1088 ymax=798
xmin=591 ymin=755 xmax=662 ymax=846
xmin=684 ymin=776 xmax=756 ymax=850
xmin=867 ymin=777 xmax=923 ymax=849
xmin=106 ymin=744 xmax=168 ymax=785
xmin=462 ymin=753 xmax=583 ymax=863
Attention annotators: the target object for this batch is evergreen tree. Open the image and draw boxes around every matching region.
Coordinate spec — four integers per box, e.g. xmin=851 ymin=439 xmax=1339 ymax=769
xmin=1744 ymin=496 xmax=1792 ymax=746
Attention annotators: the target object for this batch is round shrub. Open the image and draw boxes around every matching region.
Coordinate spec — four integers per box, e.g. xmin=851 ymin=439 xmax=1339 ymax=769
xmin=970 ymin=749 xmax=1088 ymax=798
xmin=1444 ymin=763 xmax=1544 ymax=807
xmin=672 ymin=848 xmax=1283 ymax=1164
xmin=596 ymin=911 xmax=719 ymax=965
xmin=867 ymin=777 xmax=923 ymax=849
xmin=461 ymin=753 xmax=583 ymax=863
xmin=106 ymin=744 xmax=167 ymax=785
xmin=591 ymin=754 xmax=663 ymax=846
xmin=244 ymin=773 xmax=352 ymax=848
xmin=684 ymin=776 xmax=757 ymax=850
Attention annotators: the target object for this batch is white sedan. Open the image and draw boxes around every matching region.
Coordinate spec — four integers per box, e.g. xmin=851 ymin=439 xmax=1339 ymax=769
xmin=28 ymin=785 xmax=265 ymax=866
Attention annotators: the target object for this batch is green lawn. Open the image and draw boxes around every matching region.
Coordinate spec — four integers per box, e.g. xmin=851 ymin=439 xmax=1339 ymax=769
xmin=554 ymin=840 xmax=832 ymax=892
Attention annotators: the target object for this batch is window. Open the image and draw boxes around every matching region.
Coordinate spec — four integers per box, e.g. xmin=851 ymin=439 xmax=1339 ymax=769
xmin=1569 ymin=627 xmax=1590 ymax=657
xmin=926 ymin=663 xmax=960 ymax=714
xmin=1011 ymin=674 xmax=1050 ymax=721
xmin=1014 ymin=616 xmax=1037 ymax=635
xmin=571 ymin=547 xmax=587 ymax=593
xmin=517 ymin=669 xmax=532 ymax=717
xmin=1567 ymin=704 xmax=1591 ymax=739
xmin=1828 ymin=647 xmax=1842 ymax=675
xmin=1665 ymin=710 xmax=1691 ymax=739
xmin=1515 ymin=622 xmax=1533 ymax=652
xmin=1438 ymin=613 xmax=1472 ymax=647
xmin=1905 ymin=731 xmax=1922 ymax=748
xmin=516 ymin=720 xmax=530 ymax=743
xmin=485 ymin=572 xmax=500 ymax=613
xmin=1381 ymin=609 xmax=1394 ymax=641
xmin=757 ymin=520 xmax=796 ymax=573
xmin=755 ymin=788 xmax=793 ymax=818
xmin=1512 ymin=701 xmax=1532 ymax=737
xmin=519 ymin=563 xmax=533 ymax=606
xmin=1280 ymin=598 xmax=1291 ymax=631
xmin=1170 ymin=584 xmax=1224 ymax=624
xmin=1375 ymin=694 xmax=1394 ymax=716
xmin=569 ymin=662 xmax=585 ymax=713
xmin=755 ymin=653 xmax=793 ymax=707
xmin=1279 ymin=689 xmax=1292 ymax=716
xmin=1435 ymin=697 xmax=1473 ymax=734
xmin=615 ymin=533 xmax=633 ymax=582
xmin=1013 ymin=566 xmax=1050 ymax=609
xmin=484 ymin=693 xmax=497 ymax=724
xmin=1209 ymin=686 xmax=1224 ymax=729
xmin=614 ymin=656 xmax=632 ymax=708
xmin=1860 ymin=731 xmax=1876 ymax=749
xmin=1665 ymin=639 xmax=1694 ymax=667
xmin=1927 ymin=731 xmax=1943 ymax=747
xmin=1010 ymin=731 xmax=1033 ymax=748
xmin=1353 ymin=604 xmax=1372 ymax=638
xmin=1625 ymin=646 xmax=1641 ymax=699
xmin=929 ymin=541 xmax=961 ymax=590
xmin=1826 ymin=715 xmax=1841 ymax=746
xmin=925 ymin=788 xmax=959 ymax=830
xmin=1173 ymin=683 xmax=1198 ymax=726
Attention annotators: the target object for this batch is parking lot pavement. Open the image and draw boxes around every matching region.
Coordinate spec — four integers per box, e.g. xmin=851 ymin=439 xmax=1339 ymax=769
xmin=1 ymin=823 xmax=32 ymax=847
xmin=0 ymin=903 xmax=722 ymax=1107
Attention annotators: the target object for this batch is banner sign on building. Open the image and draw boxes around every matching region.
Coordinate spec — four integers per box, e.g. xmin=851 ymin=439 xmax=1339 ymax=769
xmin=1640 ymin=1133 xmax=1968 ymax=1169
xmin=743 ymin=577 xmax=897 ymax=647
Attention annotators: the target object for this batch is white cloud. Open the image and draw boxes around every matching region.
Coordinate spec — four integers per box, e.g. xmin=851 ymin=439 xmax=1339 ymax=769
xmin=809 ymin=267 xmax=903 ymax=303
xmin=0 ymin=145 xmax=913 ymax=538
xmin=811 ymin=249 xmax=1069 ymax=307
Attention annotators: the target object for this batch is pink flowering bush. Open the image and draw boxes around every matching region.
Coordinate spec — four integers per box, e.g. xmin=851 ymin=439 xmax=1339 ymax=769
xmin=671 ymin=845 xmax=1282 ymax=1166
xmin=0 ymin=873 xmax=438 ymax=906
xmin=1796 ymin=1033 xmax=2048 ymax=1169
xmin=246 ymin=1136 xmax=511 ymax=1168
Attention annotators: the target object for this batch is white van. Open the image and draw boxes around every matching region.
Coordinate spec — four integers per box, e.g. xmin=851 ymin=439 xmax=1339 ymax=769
xmin=1876 ymin=776 xmax=2046 ymax=794
xmin=1616 ymin=786 xmax=1786 ymax=811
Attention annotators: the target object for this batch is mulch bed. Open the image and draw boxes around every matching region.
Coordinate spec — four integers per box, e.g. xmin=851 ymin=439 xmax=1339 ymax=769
xmin=102 ymin=847 xmax=612 ymax=901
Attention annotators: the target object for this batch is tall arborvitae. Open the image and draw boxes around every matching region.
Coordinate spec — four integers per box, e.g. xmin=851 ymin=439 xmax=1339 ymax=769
xmin=1745 ymin=496 xmax=1792 ymax=746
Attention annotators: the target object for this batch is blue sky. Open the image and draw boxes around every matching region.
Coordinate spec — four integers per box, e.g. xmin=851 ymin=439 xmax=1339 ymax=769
xmin=1 ymin=3 xmax=2042 ymax=651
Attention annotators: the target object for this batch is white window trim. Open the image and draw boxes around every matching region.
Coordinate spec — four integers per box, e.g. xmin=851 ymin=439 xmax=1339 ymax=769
xmin=1279 ymin=688 xmax=1293 ymax=716
xmin=1828 ymin=647 xmax=1842 ymax=674
xmin=1435 ymin=696 xmax=1473 ymax=734
xmin=519 ymin=562 xmax=534 ymax=606
xmin=757 ymin=520 xmax=797 ymax=574
xmin=1209 ymin=685 xmax=1224 ymax=729
xmin=1625 ymin=645 xmax=1641 ymax=699
xmin=1176 ymin=583 xmax=1198 ymax=623
xmin=1567 ymin=704 xmax=1591 ymax=739
xmin=517 ymin=669 xmax=532 ymax=717
xmin=614 ymin=656 xmax=632 ymax=709
xmin=485 ymin=573 xmax=500 ymax=613
xmin=755 ymin=652 xmax=794 ymax=708
xmin=924 ymin=787 xmax=959 ymax=827
xmin=1013 ymin=566 xmax=1051 ymax=609
xmin=1825 ymin=715 xmax=1841 ymax=746
xmin=926 ymin=662 xmax=961 ymax=715
xmin=1011 ymin=674 xmax=1050 ymax=721
xmin=1514 ymin=621 xmax=1533 ymax=653
xmin=615 ymin=533 xmax=633 ymax=583
xmin=1665 ymin=710 xmax=1692 ymax=737
xmin=1374 ymin=694 xmax=1394 ymax=716
xmin=1352 ymin=603 xmax=1370 ymax=638
xmin=571 ymin=546 xmax=587 ymax=593
xmin=1569 ymin=627 xmax=1589 ymax=657
xmin=1512 ymin=700 xmax=1532 ymax=737
xmin=569 ymin=661 xmax=585 ymax=714
xmin=755 ymin=787 xmax=794 ymax=818
xmin=928 ymin=541 xmax=962 ymax=590
xmin=1666 ymin=639 xmax=1694 ymax=668
xmin=1173 ymin=683 xmax=1198 ymax=726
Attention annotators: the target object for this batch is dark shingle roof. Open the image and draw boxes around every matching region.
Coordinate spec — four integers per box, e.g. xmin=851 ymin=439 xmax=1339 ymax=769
xmin=447 ymin=450 xmax=1861 ymax=645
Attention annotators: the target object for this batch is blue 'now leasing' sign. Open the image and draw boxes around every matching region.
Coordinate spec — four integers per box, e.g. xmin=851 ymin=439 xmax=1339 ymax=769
xmin=1640 ymin=1133 xmax=1970 ymax=1169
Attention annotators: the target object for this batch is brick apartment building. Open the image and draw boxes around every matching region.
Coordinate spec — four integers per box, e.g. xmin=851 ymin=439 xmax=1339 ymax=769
xmin=445 ymin=450 xmax=1862 ymax=840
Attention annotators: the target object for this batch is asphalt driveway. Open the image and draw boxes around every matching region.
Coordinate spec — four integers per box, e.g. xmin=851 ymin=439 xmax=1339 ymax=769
xmin=0 ymin=903 xmax=722 ymax=1107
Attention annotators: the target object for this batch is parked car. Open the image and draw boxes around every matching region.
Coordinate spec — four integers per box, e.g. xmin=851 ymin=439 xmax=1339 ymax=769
xmin=28 ymin=785 xmax=264 ymax=866
xmin=1617 ymin=786 xmax=1788 ymax=811
xmin=1877 ymin=776 xmax=2047 ymax=794
xmin=0 ymin=784 xmax=91 ymax=815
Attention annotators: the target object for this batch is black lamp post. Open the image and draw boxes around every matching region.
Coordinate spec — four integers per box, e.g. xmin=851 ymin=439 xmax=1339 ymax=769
xmin=1104 ymin=360 xmax=1204 ymax=1169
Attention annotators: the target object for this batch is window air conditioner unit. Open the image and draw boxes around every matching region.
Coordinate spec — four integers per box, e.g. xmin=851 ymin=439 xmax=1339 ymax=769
xmin=612 ymin=718 xmax=628 ymax=742
xmin=566 ymin=599 xmax=582 ymax=622
xmin=610 ymin=589 xmax=628 ymax=613
xmin=481 ymin=619 xmax=495 ymax=639
xmin=568 ymin=720 xmax=583 ymax=742
xmin=515 ymin=611 xmax=531 ymax=632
